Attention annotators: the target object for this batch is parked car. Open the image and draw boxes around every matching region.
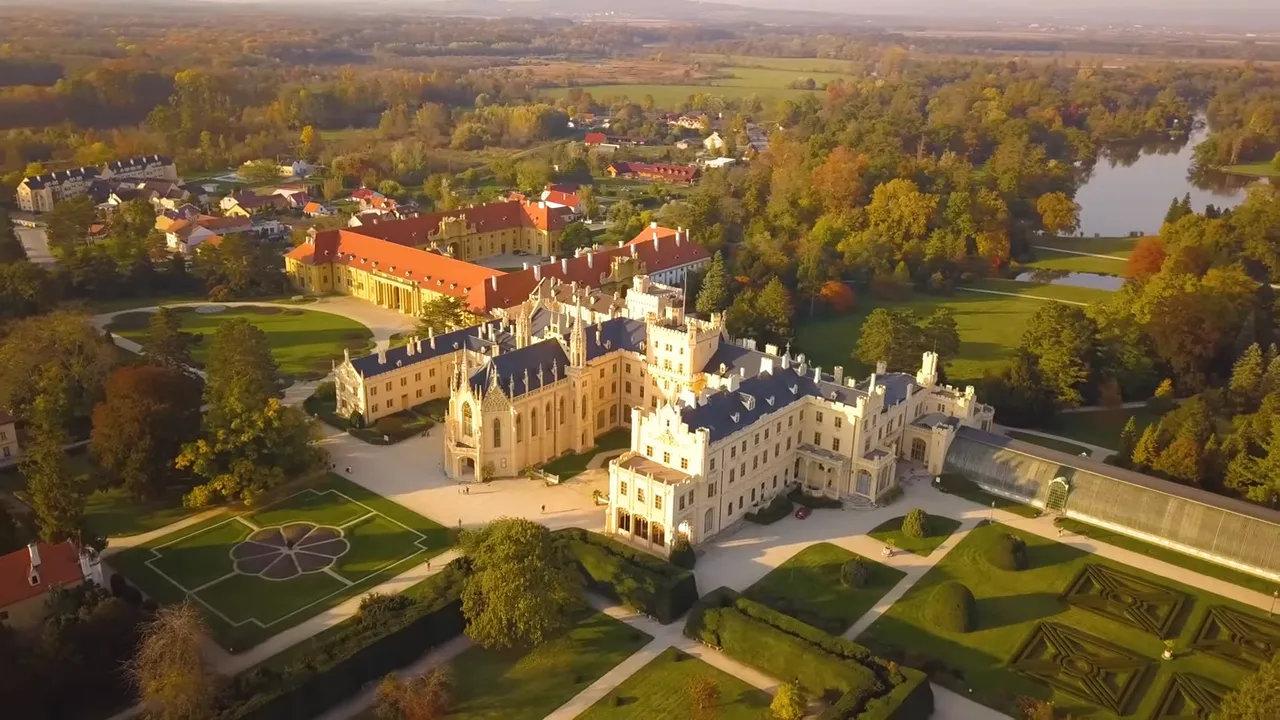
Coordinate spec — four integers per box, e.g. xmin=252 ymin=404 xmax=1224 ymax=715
xmin=794 ymin=506 xmax=812 ymax=520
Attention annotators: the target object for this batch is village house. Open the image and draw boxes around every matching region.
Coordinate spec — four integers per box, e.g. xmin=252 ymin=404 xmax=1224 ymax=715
xmin=165 ymin=215 xmax=254 ymax=254
xmin=0 ymin=410 xmax=20 ymax=462
xmin=703 ymin=132 xmax=725 ymax=152
xmin=606 ymin=162 xmax=700 ymax=184
xmin=0 ymin=542 xmax=102 ymax=629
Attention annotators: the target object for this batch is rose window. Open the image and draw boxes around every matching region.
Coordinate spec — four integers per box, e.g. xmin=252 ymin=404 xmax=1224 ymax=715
xmin=230 ymin=522 xmax=349 ymax=580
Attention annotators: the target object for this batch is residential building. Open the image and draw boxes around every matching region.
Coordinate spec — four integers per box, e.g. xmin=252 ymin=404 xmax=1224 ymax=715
xmin=15 ymin=155 xmax=176 ymax=213
xmin=0 ymin=542 xmax=102 ymax=629
xmin=0 ymin=410 xmax=19 ymax=462
xmin=335 ymin=199 xmax=565 ymax=263
xmin=703 ymin=132 xmax=725 ymax=152
xmin=606 ymin=347 xmax=994 ymax=557
xmin=165 ymin=215 xmax=254 ymax=254
xmin=606 ymin=162 xmax=700 ymax=184
xmin=221 ymin=191 xmax=289 ymax=217
xmin=701 ymin=157 xmax=737 ymax=170
xmin=303 ymin=201 xmax=336 ymax=217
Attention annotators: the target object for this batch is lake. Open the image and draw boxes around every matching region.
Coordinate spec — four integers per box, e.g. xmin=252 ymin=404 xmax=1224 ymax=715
xmin=1075 ymin=121 xmax=1257 ymax=237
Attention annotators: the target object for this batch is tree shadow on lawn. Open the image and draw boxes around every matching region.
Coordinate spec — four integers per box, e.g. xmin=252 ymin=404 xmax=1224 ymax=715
xmin=1024 ymin=535 xmax=1086 ymax=570
xmin=975 ymin=592 xmax=1065 ymax=630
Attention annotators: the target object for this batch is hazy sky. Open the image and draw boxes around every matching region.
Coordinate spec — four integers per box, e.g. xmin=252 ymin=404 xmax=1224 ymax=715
xmin=725 ymin=0 xmax=1280 ymax=27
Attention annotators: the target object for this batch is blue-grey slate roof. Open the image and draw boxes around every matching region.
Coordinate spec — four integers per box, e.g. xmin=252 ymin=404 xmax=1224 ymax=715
xmin=351 ymin=320 xmax=510 ymax=379
xmin=468 ymin=338 xmax=570 ymax=398
xmin=586 ymin=317 xmax=646 ymax=359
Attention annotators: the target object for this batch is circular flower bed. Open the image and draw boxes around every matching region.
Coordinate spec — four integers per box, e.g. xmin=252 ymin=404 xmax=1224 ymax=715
xmin=230 ymin=523 xmax=349 ymax=580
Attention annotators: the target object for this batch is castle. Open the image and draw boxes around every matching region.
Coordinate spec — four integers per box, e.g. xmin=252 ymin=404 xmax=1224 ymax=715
xmin=333 ymin=273 xmax=994 ymax=557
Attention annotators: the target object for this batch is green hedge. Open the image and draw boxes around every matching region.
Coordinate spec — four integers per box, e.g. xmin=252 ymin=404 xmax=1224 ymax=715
xmin=215 ymin=560 xmax=469 ymax=720
xmin=746 ymin=493 xmax=793 ymax=524
xmin=555 ymin=528 xmax=698 ymax=624
xmin=685 ymin=587 xmax=933 ymax=717
xmin=788 ymin=487 xmax=843 ymax=509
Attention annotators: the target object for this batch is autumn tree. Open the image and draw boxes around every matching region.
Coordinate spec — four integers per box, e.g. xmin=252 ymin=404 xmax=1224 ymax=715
xmin=130 ymin=602 xmax=218 ymax=720
xmin=1213 ymin=646 xmax=1280 ymax=720
xmin=769 ymin=680 xmax=807 ymax=720
xmin=298 ymin=125 xmax=322 ymax=159
xmin=1035 ymin=191 xmax=1081 ymax=235
xmin=1020 ymin=303 xmax=1098 ymax=407
xmin=818 ymin=280 xmax=855 ymax=313
xmin=0 ymin=311 xmax=117 ymax=428
xmin=143 ymin=308 xmax=197 ymax=371
xmin=809 ymin=146 xmax=868 ymax=213
xmin=1230 ymin=343 xmax=1265 ymax=409
xmin=687 ymin=674 xmax=721 ymax=720
xmin=1125 ymin=237 xmax=1167 ymax=281
xmin=980 ymin=350 xmax=1058 ymax=428
xmin=374 ymin=668 xmax=453 ymax=720
xmin=91 ymin=365 xmax=202 ymax=500
xmin=461 ymin=518 xmax=580 ymax=649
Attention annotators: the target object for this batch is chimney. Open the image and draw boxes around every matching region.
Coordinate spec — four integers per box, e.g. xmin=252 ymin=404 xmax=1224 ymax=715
xmin=491 ymin=275 xmax=498 ymax=290
xmin=655 ymin=234 xmax=660 ymax=251
xmin=630 ymin=244 xmax=638 ymax=257
xmin=27 ymin=543 xmax=41 ymax=586
xmin=588 ymin=253 xmax=594 ymax=269
xmin=650 ymin=221 xmax=658 ymax=229
xmin=523 ymin=262 xmax=529 ymax=270
xmin=378 ymin=349 xmax=387 ymax=364
xmin=343 ymin=348 xmax=350 ymax=363
xmin=561 ymin=258 xmax=568 ymax=273
xmin=416 ymin=339 xmax=423 ymax=354
xmin=428 ymin=326 xmax=435 ymax=338
xmin=876 ymin=360 xmax=888 ymax=374
xmin=834 ymin=366 xmax=844 ymax=384
xmin=814 ymin=366 xmax=822 ymax=382
xmin=869 ymin=373 xmax=878 ymax=393
xmin=430 ymin=335 xmax=436 ymax=349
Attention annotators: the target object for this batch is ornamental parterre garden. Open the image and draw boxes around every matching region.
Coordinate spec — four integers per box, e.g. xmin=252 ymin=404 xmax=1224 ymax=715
xmin=855 ymin=521 xmax=1278 ymax=719
xmin=109 ymin=474 xmax=451 ymax=651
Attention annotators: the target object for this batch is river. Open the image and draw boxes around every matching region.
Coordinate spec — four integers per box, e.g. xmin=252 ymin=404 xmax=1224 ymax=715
xmin=1074 ymin=121 xmax=1259 ymax=238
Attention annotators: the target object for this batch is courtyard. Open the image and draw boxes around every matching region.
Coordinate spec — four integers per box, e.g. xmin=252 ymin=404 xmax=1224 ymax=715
xmin=107 ymin=304 xmax=374 ymax=380
xmin=109 ymin=473 xmax=451 ymax=651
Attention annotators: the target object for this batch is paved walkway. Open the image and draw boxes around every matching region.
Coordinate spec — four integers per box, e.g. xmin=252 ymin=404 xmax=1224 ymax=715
xmin=100 ymin=508 xmax=223 ymax=557
xmin=995 ymin=424 xmax=1115 ymax=459
xmin=1031 ymin=245 xmax=1125 ymax=262
xmin=955 ymin=286 xmax=1087 ymax=306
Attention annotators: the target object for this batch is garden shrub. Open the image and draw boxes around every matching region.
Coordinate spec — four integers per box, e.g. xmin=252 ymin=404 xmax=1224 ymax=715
xmin=841 ymin=557 xmax=870 ymax=589
xmin=902 ymin=508 xmax=929 ymax=538
xmin=555 ymin=528 xmax=698 ymax=624
xmin=877 ymin=485 xmax=903 ymax=505
xmin=746 ymin=492 xmax=793 ymax=523
xmin=215 ymin=560 xmax=469 ymax=720
xmin=670 ymin=535 xmax=696 ymax=570
xmin=985 ymin=532 xmax=1028 ymax=571
xmin=926 ymin=581 xmax=976 ymax=633
xmin=788 ymin=487 xmax=843 ymax=509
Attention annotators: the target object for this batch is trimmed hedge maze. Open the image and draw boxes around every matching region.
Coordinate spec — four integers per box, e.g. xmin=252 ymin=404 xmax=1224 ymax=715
xmin=1061 ymin=564 xmax=1189 ymax=638
xmin=1010 ymin=622 xmax=1151 ymax=715
xmin=1148 ymin=673 xmax=1230 ymax=720
xmin=554 ymin=528 xmax=699 ymax=624
xmin=1190 ymin=605 xmax=1280 ymax=670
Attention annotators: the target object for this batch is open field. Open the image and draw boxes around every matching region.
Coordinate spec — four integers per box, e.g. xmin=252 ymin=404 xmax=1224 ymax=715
xmin=859 ymin=521 xmax=1263 ymax=719
xmin=108 ymin=304 xmax=374 ymax=380
xmin=539 ymin=62 xmax=852 ymax=107
xmin=1220 ymin=161 xmax=1280 ymax=178
xmin=795 ymin=282 xmax=1115 ymax=384
xmin=110 ymin=473 xmax=451 ymax=651
xmin=1032 ymin=235 xmax=1140 ymax=258
xmin=1017 ymin=249 xmax=1128 ymax=276
xmin=443 ymin=610 xmax=651 ymax=720
xmin=580 ymin=647 xmax=772 ymax=720
xmin=742 ymin=542 xmax=904 ymax=635
xmin=691 ymin=54 xmax=860 ymax=74
xmin=1046 ymin=407 xmax=1165 ymax=449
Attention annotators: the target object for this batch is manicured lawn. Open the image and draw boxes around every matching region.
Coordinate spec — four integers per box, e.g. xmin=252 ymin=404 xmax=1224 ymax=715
xmin=1044 ymin=406 xmax=1165 ymax=450
xmin=936 ymin=474 xmax=1041 ymax=519
xmin=110 ymin=473 xmax=451 ymax=651
xmin=1032 ymin=235 xmax=1138 ymax=258
xmin=858 ymin=521 xmax=1262 ymax=719
xmin=540 ymin=428 xmax=632 ymax=480
xmin=742 ymin=542 xmax=904 ymax=635
xmin=1221 ymin=161 xmax=1280 ymax=178
xmin=1004 ymin=430 xmax=1094 ymax=457
xmin=304 ymin=384 xmax=438 ymax=445
xmin=970 ymin=277 xmax=1116 ymax=305
xmin=1056 ymin=517 xmax=1279 ymax=596
xmin=868 ymin=514 xmax=962 ymax=556
xmin=445 ymin=610 xmax=651 ymax=720
xmin=580 ymin=647 xmax=772 ymax=719
xmin=108 ymin=305 xmax=373 ymax=380
xmin=1017 ymin=249 xmax=1126 ymax=276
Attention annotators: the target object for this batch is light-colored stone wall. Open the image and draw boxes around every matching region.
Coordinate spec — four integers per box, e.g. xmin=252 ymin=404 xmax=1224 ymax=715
xmin=0 ymin=421 xmax=20 ymax=462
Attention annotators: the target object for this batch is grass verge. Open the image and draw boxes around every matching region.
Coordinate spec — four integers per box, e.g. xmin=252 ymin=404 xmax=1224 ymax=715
xmin=579 ymin=646 xmax=772 ymax=719
xmin=868 ymin=514 xmax=963 ymax=556
xmin=742 ymin=542 xmax=904 ymax=635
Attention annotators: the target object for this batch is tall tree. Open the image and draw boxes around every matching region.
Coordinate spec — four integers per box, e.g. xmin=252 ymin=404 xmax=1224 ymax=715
xmin=921 ymin=309 xmax=961 ymax=363
xmin=129 ymin=602 xmax=217 ymax=720
xmin=0 ymin=311 xmax=117 ymax=427
xmin=809 ymin=146 xmax=868 ymax=213
xmin=91 ymin=365 xmax=202 ymax=500
xmin=1020 ymin=303 xmax=1098 ymax=407
xmin=45 ymin=196 xmax=96 ymax=259
xmin=755 ymin=277 xmax=794 ymax=342
xmin=1035 ymin=191 xmax=1081 ymax=235
xmin=1125 ymin=237 xmax=1167 ymax=282
xmin=460 ymin=518 xmax=580 ymax=649
xmin=0 ymin=207 xmax=27 ymax=263
xmin=856 ymin=309 xmax=923 ymax=371
xmin=981 ymin=350 xmax=1058 ymax=428
xmin=1229 ymin=343 xmax=1265 ymax=409
xmin=416 ymin=295 xmax=471 ymax=336
xmin=1115 ymin=417 xmax=1140 ymax=467
xmin=374 ymin=668 xmax=453 ymax=720
xmin=695 ymin=252 xmax=727 ymax=316
xmin=143 ymin=308 xmax=197 ymax=371
xmin=1130 ymin=424 xmax=1163 ymax=469
xmin=203 ymin=318 xmax=279 ymax=424
xmin=21 ymin=372 xmax=83 ymax=544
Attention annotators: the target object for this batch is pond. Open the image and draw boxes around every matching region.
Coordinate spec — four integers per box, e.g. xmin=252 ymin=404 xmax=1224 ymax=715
xmin=1075 ymin=120 xmax=1259 ymax=237
xmin=1013 ymin=270 xmax=1126 ymax=292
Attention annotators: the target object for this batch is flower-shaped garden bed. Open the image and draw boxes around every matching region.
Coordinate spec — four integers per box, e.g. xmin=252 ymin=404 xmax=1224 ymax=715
xmin=230 ymin=523 xmax=349 ymax=580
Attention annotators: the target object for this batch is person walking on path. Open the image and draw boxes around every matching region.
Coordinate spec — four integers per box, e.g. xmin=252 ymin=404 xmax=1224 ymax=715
xmin=541 ymin=504 xmax=546 ymax=514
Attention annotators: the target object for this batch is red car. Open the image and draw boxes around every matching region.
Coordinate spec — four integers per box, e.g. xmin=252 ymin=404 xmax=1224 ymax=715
xmin=794 ymin=506 xmax=812 ymax=520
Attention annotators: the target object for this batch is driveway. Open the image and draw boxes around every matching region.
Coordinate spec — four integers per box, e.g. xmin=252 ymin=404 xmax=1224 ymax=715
xmin=15 ymin=224 xmax=55 ymax=266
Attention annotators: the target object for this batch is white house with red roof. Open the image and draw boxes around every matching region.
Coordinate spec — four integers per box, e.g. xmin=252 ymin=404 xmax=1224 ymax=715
xmin=0 ymin=542 xmax=102 ymax=629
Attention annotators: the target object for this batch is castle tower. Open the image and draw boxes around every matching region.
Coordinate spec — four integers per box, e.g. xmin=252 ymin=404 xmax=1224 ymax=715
xmin=514 ymin=302 xmax=532 ymax=349
xmin=569 ymin=299 xmax=588 ymax=369
xmin=917 ymin=351 xmax=939 ymax=388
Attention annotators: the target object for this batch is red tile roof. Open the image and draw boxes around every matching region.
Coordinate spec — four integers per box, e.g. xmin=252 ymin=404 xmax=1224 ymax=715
xmin=584 ymin=132 xmax=608 ymax=145
xmin=0 ymin=542 xmax=85 ymax=609
xmin=608 ymin=162 xmax=699 ymax=182
xmin=476 ymin=225 xmax=709 ymax=310
xmin=350 ymin=200 xmax=564 ymax=247
xmin=286 ymin=230 xmax=504 ymax=312
xmin=542 ymin=190 xmax=580 ymax=208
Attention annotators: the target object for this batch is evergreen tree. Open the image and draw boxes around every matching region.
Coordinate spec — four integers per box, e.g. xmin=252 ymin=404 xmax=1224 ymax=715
xmin=1229 ymin=343 xmax=1264 ymax=408
xmin=856 ymin=309 xmax=922 ymax=371
xmin=1224 ymin=420 xmax=1280 ymax=506
xmin=756 ymin=277 xmax=794 ymax=342
xmin=1152 ymin=425 xmax=1204 ymax=485
xmin=1130 ymin=424 xmax=1162 ymax=469
xmin=143 ymin=308 xmax=197 ymax=371
xmin=22 ymin=373 xmax=84 ymax=543
xmin=1213 ymin=634 xmax=1280 ymax=720
xmin=1201 ymin=433 xmax=1223 ymax=487
xmin=695 ymin=252 xmax=727 ymax=315
xmin=0 ymin=207 xmax=27 ymax=263
xmin=922 ymin=309 xmax=961 ymax=362
xmin=1148 ymin=379 xmax=1176 ymax=413
xmin=203 ymin=318 xmax=279 ymax=424
xmin=1263 ymin=352 xmax=1280 ymax=397
xmin=1115 ymin=417 xmax=1139 ymax=467
xmin=1163 ymin=197 xmax=1183 ymax=225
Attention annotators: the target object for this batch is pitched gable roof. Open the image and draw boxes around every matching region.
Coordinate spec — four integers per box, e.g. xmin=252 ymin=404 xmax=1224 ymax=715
xmin=0 ymin=542 xmax=85 ymax=609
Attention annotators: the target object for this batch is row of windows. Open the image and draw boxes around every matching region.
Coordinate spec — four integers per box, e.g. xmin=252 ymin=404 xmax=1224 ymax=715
xmin=617 ymin=481 xmax=663 ymax=510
